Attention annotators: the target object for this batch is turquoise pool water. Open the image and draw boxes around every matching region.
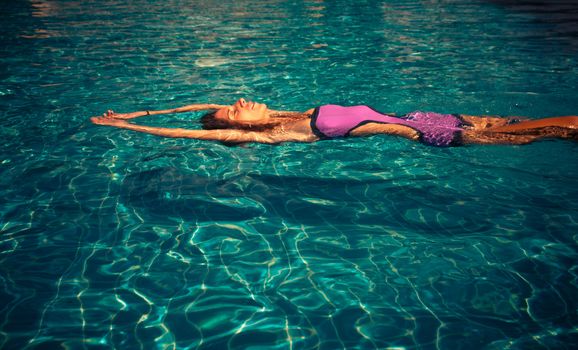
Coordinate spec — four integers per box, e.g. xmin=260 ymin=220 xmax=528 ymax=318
xmin=1 ymin=0 xmax=578 ymax=349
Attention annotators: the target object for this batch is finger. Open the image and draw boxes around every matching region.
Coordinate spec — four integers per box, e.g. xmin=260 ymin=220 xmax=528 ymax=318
xmin=92 ymin=117 xmax=109 ymax=125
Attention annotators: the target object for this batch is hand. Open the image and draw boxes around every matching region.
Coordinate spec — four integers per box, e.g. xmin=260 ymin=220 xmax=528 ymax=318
xmin=111 ymin=111 xmax=145 ymax=119
xmin=101 ymin=110 xmax=116 ymax=118
xmin=101 ymin=110 xmax=134 ymax=119
xmin=90 ymin=116 xmax=128 ymax=126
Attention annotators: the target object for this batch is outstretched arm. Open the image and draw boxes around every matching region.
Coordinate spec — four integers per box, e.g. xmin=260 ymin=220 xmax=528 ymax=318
xmin=106 ymin=103 xmax=229 ymax=120
xmin=90 ymin=117 xmax=288 ymax=144
xmin=348 ymin=122 xmax=420 ymax=141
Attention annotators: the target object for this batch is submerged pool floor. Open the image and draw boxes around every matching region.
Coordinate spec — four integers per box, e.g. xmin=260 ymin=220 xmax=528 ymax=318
xmin=1 ymin=0 xmax=577 ymax=349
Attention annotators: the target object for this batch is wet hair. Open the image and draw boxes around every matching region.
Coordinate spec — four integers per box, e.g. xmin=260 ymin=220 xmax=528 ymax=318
xmin=200 ymin=110 xmax=309 ymax=132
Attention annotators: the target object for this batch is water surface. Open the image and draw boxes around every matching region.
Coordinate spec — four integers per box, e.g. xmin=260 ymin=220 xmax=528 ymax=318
xmin=1 ymin=0 xmax=577 ymax=349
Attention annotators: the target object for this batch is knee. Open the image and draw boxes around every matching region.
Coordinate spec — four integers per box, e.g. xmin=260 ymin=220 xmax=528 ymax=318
xmin=555 ymin=116 xmax=578 ymax=128
xmin=567 ymin=116 xmax=578 ymax=128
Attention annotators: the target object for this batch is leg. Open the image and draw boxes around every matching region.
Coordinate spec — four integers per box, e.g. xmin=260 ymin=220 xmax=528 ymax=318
xmin=460 ymin=114 xmax=528 ymax=130
xmin=461 ymin=130 xmax=541 ymax=145
xmin=462 ymin=120 xmax=578 ymax=145
xmin=486 ymin=116 xmax=578 ymax=133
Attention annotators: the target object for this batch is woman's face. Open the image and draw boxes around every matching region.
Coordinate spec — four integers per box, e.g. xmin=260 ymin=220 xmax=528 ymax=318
xmin=215 ymin=98 xmax=269 ymax=123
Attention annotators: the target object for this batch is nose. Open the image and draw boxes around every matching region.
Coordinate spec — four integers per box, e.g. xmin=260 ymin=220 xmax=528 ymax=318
xmin=237 ymin=98 xmax=247 ymax=107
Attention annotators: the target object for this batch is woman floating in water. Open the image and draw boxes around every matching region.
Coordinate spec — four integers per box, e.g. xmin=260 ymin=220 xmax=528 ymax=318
xmin=90 ymin=98 xmax=578 ymax=146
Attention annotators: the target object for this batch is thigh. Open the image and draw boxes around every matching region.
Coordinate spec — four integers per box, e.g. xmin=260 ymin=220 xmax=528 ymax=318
xmin=461 ymin=130 xmax=537 ymax=145
xmin=488 ymin=116 xmax=578 ymax=132
xmin=460 ymin=115 xmax=526 ymax=131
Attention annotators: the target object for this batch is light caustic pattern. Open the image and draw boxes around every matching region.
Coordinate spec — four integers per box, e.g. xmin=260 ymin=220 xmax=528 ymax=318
xmin=3 ymin=139 xmax=576 ymax=350
xmin=1 ymin=0 xmax=578 ymax=349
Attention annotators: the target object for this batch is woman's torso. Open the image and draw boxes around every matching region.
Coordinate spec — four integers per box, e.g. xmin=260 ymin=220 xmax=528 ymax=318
xmin=301 ymin=104 xmax=466 ymax=147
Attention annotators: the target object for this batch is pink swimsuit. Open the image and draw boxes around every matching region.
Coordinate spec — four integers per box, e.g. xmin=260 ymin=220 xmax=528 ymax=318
xmin=310 ymin=105 xmax=467 ymax=147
